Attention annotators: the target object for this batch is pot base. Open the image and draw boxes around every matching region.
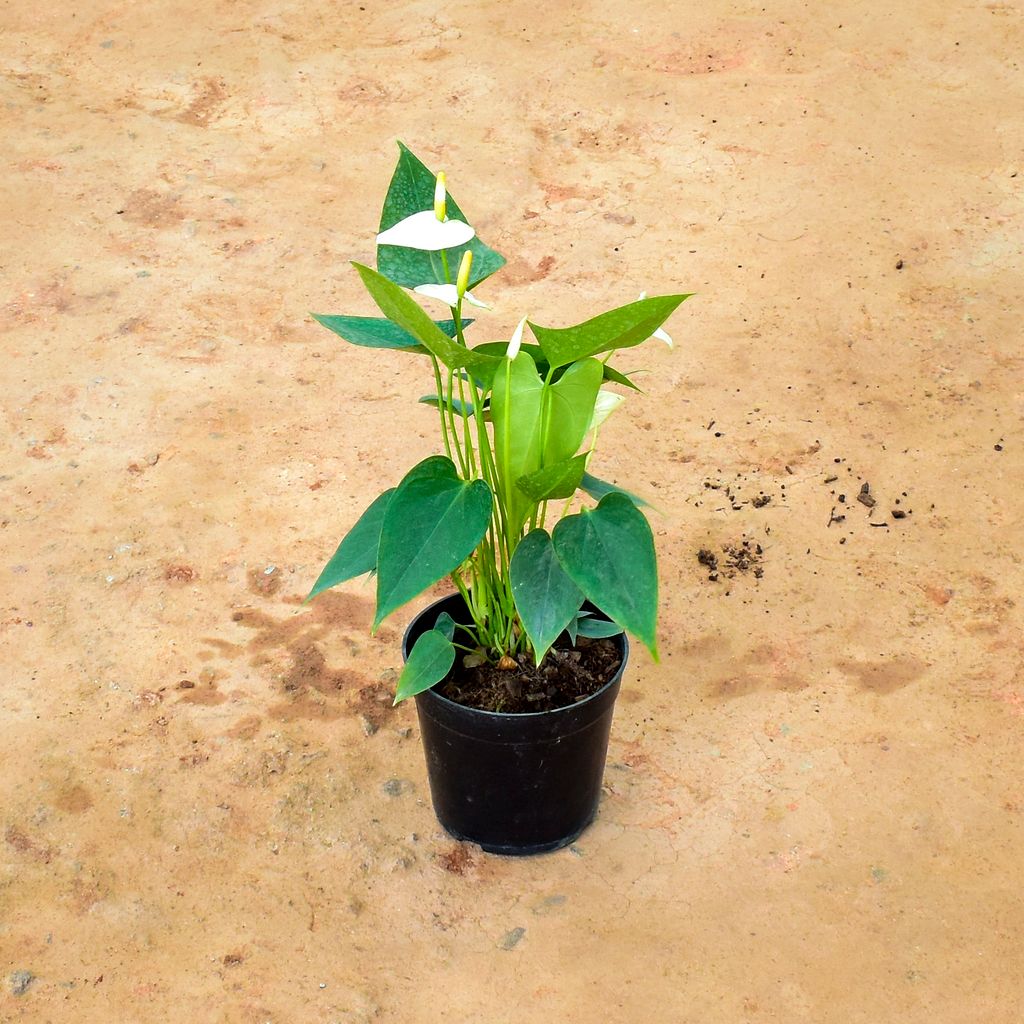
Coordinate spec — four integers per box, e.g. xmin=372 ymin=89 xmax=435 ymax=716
xmin=441 ymin=817 xmax=594 ymax=857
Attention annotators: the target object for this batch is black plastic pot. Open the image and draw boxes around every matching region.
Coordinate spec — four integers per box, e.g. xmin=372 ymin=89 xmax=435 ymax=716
xmin=402 ymin=593 xmax=628 ymax=856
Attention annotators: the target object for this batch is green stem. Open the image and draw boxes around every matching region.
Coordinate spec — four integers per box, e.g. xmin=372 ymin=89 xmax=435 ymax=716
xmin=429 ymin=355 xmax=454 ymax=462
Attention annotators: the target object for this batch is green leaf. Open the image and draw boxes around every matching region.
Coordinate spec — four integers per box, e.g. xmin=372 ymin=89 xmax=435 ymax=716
xmin=601 ymin=364 xmax=642 ymax=391
xmin=490 ymin=350 xmax=545 ymax=533
xmin=418 ymin=394 xmax=476 ymax=417
xmin=310 ymin=314 xmax=468 ymax=352
xmin=510 ymin=529 xmax=585 ymax=664
xmin=353 ymin=263 xmax=502 ymax=387
xmin=307 ymin=489 xmax=395 ymax=601
xmin=516 ymin=454 xmax=588 ymax=502
xmin=552 ymin=493 xmax=659 ymax=659
xmin=473 ymin=341 xmax=640 ymax=391
xmin=576 ymin=617 xmax=624 ymax=639
xmin=394 ymin=628 xmax=455 ymax=704
xmin=377 ymin=142 xmax=506 ymax=289
xmin=528 ymin=294 xmax=692 ymax=369
xmin=579 ymin=471 xmax=650 ymax=508
xmin=434 ymin=611 xmax=457 ymax=641
xmin=541 ymin=357 xmax=603 ymax=465
xmin=374 ymin=456 xmax=493 ymax=628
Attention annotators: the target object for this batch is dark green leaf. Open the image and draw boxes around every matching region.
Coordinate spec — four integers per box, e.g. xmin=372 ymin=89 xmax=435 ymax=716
xmin=418 ymin=394 xmax=475 ymax=417
xmin=353 ymin=263 xmax=502 ymax=385
xmin=601 ymin=364 xmax=642 ymax=391
xmin=551 ymin=493 xmax=658 ymax=658
xmin=516 ymin=454 xmax=587 ymax=502
xmin=374 ymin=456 xmax=493 ymax=628
xmin=394 ymin=628 xmax=455 ymax=704
xmin=310 ymin=314 xmax=468 ymax=352
xmin=528 ymin=294 xmax=692 ymax=369
xmin=307 ymin=489 xmax=395 ymax=601
xmin=576 ymin=617 xmax=624 ymax=638
xmin=510 ymin=529 xmax=585 ymax=664
xmin=377 ymin=142 xmax=506 ymax=289
xmin=579 ymin=471 xmax=649 ymax=508
xmin=353 ymin=263 xmax=503 ymax=387
xmin=434 ymin=611 xmax=457 ymax=641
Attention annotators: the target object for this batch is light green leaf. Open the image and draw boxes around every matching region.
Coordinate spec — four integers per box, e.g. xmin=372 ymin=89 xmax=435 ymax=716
xmin=516 ymin=454 xmax=588 ymax=502
xmin=353 ymin=263 xmax=502 ymax=387
xmin=541 ymin=357 xmax=603 ymax=465
xmin=394 ymin=628 xmax=456 ymax=704
xmin=552 ymin=493 xmax=659 ymax=659
xmin=307 ymin=489 xmax=395 ymax=601
xmin=579 ymin=471 xmax=650 ymax=508
xmin=377 ymin=142 xmax=506 ymax=289
xmin=490 ymin=350 xmax=545 ymax=533
xmin=310 ymin=314 xmax=469 ymax=351
xmin=374 ymin=456 xmax=493 ymax=628
xmin=528 ymin=294 xmax=692 ymax=369
xmin=510 ymin=529 xmax=584 ymax=664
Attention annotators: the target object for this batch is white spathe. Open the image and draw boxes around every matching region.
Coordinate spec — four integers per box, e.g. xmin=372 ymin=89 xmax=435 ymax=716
xmin=414 ymin=283 xmax=491 ymax=309
xmin=638 ymin=291 xmax=673 ymax=348
xmin=588 ymin=389 xmax=626 ymax=432
xmin=507 ymin=316 xmax=529 ymax=360
xmin=377 ymin=210 xmax=475 ymax=251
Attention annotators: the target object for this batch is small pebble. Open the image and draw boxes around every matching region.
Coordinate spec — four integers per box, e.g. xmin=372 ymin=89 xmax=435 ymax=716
xmin=9 ymin=970 xmax=34 ymax=996
xmin=499 ymin=927 xmax=526 ymax=951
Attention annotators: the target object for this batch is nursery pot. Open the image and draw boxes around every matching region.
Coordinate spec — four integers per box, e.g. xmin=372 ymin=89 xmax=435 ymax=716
xmin=403 ymin=593 xmax=628 ymax=856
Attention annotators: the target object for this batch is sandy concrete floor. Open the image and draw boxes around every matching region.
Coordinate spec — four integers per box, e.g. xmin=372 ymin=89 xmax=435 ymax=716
xmin=2 ymin=0 xmax=1023 ymax=1020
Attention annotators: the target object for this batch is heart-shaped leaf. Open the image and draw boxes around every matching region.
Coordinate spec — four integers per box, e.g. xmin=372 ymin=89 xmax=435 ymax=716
xmin=311 ymin=314 xmax=469 ymax=351
xmin=529 ymin=294 xmax=692 ymax=369
xmin=552 ymin=493 xmax=658 ymax=658
xmin=307 ymin=488 xmax=395 ymax=601
xmin=353 ymin=263 xmax=502 ymax=387
xmin=377 ymin=142 xmax=506 ymax=289
xmin=374 ymin=456 xmax=493 ymax=628
xmin=394 ymin=628 xmax=455 ymax=704
xmin=510 ymin=529 xmax=584 ymax=664
xmin=516 ymin=454 xmax=587 ymax=502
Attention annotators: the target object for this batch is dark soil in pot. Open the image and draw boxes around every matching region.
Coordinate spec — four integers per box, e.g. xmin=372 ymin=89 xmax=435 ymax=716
xmin=437 ymin=634 xmax=622 ymax=713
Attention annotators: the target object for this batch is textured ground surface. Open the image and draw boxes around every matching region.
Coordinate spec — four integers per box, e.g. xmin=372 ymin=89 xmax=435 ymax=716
xmin=2 ymin=1 xmax=1023 ymax=1021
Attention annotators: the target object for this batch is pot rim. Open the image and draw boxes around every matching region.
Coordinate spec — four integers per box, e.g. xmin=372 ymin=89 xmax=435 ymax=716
xmin=402 ymin=592 xmax=630 ymax=722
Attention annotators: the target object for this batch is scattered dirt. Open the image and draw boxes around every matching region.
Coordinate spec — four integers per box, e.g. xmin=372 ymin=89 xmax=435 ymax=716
xmin=697 ymin=539 xmax=764 ymax=581
xmin=437 ymin=843 xmax=477 ymax=875
xmin=438 ymin=635 xmax=622 ymax=714
xmin=695 ymin=475 xmax=778 ymax=512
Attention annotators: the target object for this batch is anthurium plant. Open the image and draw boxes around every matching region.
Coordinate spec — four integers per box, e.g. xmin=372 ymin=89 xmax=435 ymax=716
xmin=308 ymin=143 xmax=691 ymax=704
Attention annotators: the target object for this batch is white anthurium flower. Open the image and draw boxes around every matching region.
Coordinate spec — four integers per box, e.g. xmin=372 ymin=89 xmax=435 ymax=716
xmin=414 ymin=282 xmax=491 ymax=309
xmin=506 ymin=316 xmax=528 ymax=360
xmin=638 ymin=291 xmax=673 ymax=348
xmin=588 ymin=389 xmax=626 ymax=432
xmin=377 ymin=210 xmax=475 ymax=251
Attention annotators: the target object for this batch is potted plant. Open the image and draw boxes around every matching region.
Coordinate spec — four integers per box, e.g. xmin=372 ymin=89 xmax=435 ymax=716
xmin=307 ymin=143 xmax=690 ymax=855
